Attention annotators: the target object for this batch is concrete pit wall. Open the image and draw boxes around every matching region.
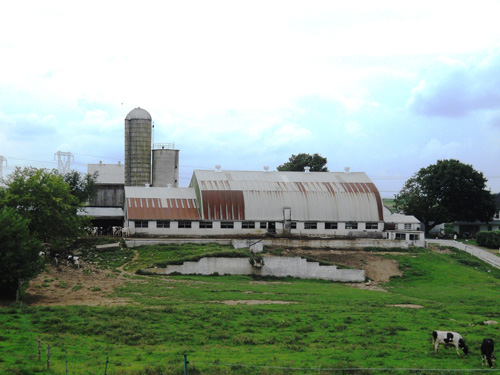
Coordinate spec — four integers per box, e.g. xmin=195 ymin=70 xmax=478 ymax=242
xmin=147 ymin=256 xmax=365 ymax=282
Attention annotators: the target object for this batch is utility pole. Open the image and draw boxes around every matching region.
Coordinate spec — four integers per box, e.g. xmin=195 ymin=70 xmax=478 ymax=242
xmin=54 ymin=151 xmax=73 ymax=175
xmin=0 ymin=155 xmax=6 ymax=178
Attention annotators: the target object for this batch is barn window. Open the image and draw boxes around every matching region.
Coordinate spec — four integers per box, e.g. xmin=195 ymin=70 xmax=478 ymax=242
xmin=404 ymin=223 xmax=412 ymax=230
xmin=325 ymin=222 xmax=338 ymax=229
xmin=345 ymin=222 xmax=358 ymax=230
xmin=365 ymin=222 xmax=378 ymax=230
xmin=260 ymin=222 xmax=267 ymax=229
xmin=157 ymin=220 xmax=170 ymax=228
xmin=409 ymin=234 xmax=420 ymax=241
xmin=135 ymin=220 xmax=148 ymax=228
xmin=290 ymin=222 xmax=297 ymax=229
xmin=242 ymin=221 xmax=255 ymax=229
xmin=304 ymin=222 xmax=317 ymax=230
xmin=221 ymin=222 xmax=234 ymax=229
xmin=178 ymin=221 xmax=192 ymax=228
xmin=199 ymin=221 xmax=213 ymax=229
xmin=395 ymin=233 xmax=405 ymax=240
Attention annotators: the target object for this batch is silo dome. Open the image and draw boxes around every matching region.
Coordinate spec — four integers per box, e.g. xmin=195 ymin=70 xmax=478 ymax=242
xmin=125 ymin=107 xmax=152 ymax=121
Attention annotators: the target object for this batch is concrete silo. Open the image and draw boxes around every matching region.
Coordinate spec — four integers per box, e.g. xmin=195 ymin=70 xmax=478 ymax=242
xmin=124 ymin=108 xmax=152 ymax=186
xmin=152 ymin=144 xmax=179 ymax=187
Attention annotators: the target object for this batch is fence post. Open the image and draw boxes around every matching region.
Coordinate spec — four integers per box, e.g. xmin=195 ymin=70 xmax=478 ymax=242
xmin=37 ymin=337 xmax=41 ymax=362
xmin=104 ymin=356 xmax=109 ymax=375
xmin=65 ymin=348 xmax=68 ymax=375
xmin=184 ymin=354 xmax=189 ymax=375
xmin=46 ymin=344 xmax=51 ymax=371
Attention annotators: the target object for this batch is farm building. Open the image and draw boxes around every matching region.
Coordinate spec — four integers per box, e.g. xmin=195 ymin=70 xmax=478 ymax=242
xmin=83 ymin=107 xmax=424 ymax=246
xmin=123 ymin=168 xmax=423 ymax=245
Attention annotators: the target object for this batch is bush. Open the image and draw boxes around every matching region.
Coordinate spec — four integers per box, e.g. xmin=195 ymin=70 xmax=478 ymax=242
xmin=476 ymin=231 xmax=500 ymax=249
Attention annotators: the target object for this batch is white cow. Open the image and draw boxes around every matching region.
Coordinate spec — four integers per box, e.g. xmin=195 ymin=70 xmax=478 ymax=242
xmin=112 ymin=226 xmax=122 ymax=236
xmin=122 ymin=227 xmax=131 ymax=238
xmin=432 ymin=330 xmax=469 ymax=355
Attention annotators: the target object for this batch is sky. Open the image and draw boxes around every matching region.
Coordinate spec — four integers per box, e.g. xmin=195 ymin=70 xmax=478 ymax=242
xmin=1 ymin=1 xmax=500 ymax=197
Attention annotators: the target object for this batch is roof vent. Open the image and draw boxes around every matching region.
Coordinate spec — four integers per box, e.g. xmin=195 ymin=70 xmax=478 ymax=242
xmin=215 ymin=165 xmax=221 ymax=172
xmin=304 ymin=166 xmax=311 ymax=173
xmin=344 ymin=167 xmax=350 ymax=174
xmin=145 ymin=183 xmax=150 ymax=188
xmin=117 ymin=161 xmax=121 ymax=165
xmin=264 ymin=166 xmax=269 ymax=172
xmin=99 ymin=161 xmax=103 ymax=165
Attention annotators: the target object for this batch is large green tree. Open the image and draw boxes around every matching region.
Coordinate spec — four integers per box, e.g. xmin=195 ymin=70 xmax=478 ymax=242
xmin=394 ymin=159 xmax=496 ymax=234
xmin=0 ymin=167 xmax=88 ymax=249
xmin=0 ymin=207 xmax=44 ymax=301
xmin=277 ymin=153 xmax=328 ymax=172
xmin=60 ymin=170 xmax=99 ymax=204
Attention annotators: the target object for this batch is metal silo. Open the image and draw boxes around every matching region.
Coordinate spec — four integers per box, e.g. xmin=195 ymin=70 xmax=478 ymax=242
xmin=152 ymin=144 xmax=179 ymax=187
xmin=124 ymin=107 xmax=152 ymax=186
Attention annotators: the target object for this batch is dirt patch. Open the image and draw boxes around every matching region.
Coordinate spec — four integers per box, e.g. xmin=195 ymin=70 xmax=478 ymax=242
xmin=21 ymin=261 xmax=135 ymax=307
xmin=280 ymin=249 xmax=403 ymax=283
xmin=221 ymin=300 xmax=296 ymax=305
xmin=387 ymin=304 xmax=424 ymax=309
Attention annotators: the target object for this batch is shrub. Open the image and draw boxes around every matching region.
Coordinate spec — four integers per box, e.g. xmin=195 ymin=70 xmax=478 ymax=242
xmin=476 ymin=231 xmax=500 ymax=249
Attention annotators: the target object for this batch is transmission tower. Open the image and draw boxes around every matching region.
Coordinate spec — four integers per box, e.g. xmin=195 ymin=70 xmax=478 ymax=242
xmin=0 ymin=156 xmax=6 ymax=178
xmin=54 ymin=151 xmax=74 ymax=175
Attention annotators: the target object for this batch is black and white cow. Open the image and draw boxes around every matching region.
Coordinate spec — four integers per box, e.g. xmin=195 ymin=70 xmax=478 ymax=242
xmin=432 ymin=330 xmax=469 ymax=355
xmin=481 ymin=338 xmax=495 ymax=368
xmin=67 ymin=254 xmax=80 ymax=268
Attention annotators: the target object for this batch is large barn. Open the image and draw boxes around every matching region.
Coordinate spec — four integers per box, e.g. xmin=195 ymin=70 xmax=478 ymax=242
xmin=84 ymin=107 xmax=423 ymax=246
xmin=123 ymin=168 xmax=422 ymax=244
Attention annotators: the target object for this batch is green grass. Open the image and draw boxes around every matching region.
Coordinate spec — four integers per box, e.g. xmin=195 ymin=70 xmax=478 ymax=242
xmin=1 ymin=244 xmax=500 ymax=374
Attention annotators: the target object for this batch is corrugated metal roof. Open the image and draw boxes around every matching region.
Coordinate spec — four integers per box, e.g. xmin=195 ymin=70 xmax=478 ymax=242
xmin=88 ymin=163 xmax=124 ymax=184
xmin=191 ymin=170 xmax=384 ymax=222
xmin=125 ymin=187 xmax=201 ymax=220
xmin=382 ymin=206 xmax=420 ymax=224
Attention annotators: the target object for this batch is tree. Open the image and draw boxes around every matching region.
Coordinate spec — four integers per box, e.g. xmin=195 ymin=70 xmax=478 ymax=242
xmin=60 ymin=170 xmax=99 ymax=204
xmin=0 ymin=167 xmax=88 ymax=249
xmin=0 ymin=207 xmax=44 ymax=301
xmin=394 ymin=159 xmax=496 ymax=235
xmin=277 ymin=153 xmax=328 ymax=172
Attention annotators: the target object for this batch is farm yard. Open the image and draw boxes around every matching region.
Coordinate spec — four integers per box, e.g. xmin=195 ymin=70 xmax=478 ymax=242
xmin=1 ymin=242 xmax=500 ymax=374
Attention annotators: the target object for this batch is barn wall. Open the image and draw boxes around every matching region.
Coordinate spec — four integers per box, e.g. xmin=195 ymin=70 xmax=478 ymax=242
xmin=90 ymin=185 xmax=125 ymax=207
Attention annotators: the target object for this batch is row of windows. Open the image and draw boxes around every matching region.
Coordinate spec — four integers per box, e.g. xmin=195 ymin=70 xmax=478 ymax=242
xmin=135 ymin=221 xmax=382 ymax=229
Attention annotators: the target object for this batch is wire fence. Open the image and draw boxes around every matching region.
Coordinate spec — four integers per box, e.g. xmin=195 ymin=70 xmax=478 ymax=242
xmin=8 ymin=303 xmax=500 ymax=375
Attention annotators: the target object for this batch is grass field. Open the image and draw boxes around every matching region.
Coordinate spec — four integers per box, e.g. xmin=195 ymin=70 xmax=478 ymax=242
xmin=1 ymin=243 xmax=500 ymax=374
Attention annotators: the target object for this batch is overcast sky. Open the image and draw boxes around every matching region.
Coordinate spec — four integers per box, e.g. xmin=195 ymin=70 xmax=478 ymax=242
xmin=1 ymin=1 xmax=500 ymax=197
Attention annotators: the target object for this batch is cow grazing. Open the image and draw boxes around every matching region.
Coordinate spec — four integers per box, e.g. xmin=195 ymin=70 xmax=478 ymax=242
xmin=432 ymin=331 xmax=469 ymax=355
xmin=481 ymin=338 xmax=495 ymax=368
xmin=67 ymin=255 xmax=80 ymax=268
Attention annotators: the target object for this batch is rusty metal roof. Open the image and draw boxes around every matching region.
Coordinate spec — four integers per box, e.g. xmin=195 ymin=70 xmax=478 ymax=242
xmin=125 ymin=187 xmax=201 ymax=220
xmin=191 ymin=170 xmax=383 ymax=221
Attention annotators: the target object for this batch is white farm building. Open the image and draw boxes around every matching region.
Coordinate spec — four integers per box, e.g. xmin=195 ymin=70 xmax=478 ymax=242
xmin=85 ymin=107 xmax=424 ymax=247
xmin=123 ymin=169 xmax=423 ymax=246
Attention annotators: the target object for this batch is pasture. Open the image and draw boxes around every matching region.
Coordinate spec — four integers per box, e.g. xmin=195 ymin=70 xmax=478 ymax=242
xmin=1 ymin=243 xmax=500 ymax=374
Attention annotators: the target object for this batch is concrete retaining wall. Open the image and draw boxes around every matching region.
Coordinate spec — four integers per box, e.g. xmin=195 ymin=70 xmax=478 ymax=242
xmin=150 ymin=256 xmax=365 ymax=282
xmin=126 ymin=237 xmax=423 ymax=250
